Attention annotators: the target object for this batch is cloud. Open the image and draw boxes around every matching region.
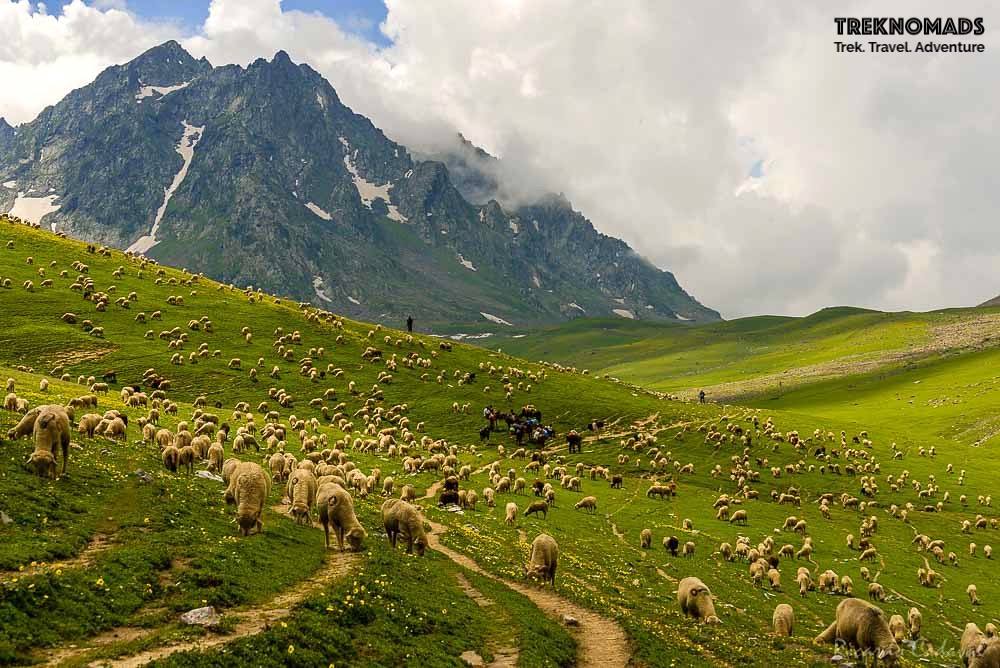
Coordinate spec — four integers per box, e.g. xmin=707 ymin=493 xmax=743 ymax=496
xmin=3 ymin=0 xmax=1000 ymax=317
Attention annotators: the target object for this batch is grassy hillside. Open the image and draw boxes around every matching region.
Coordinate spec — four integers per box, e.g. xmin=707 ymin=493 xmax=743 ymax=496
xmin=500 ymin=307 xmax=1000 ymax=401
xmin=2 ymin=217 xmax=999 ymax=667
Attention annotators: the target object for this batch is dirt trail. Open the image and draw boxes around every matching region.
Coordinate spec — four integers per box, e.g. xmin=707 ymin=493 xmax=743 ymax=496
xmin=1 ymin=532 xmax=114 ymax=585
xmin=453 ymin=574 xmax=520 ymax=668
xmin=75 ymin=551 xmax=360 ymax=668
xmin=427 ymin=521 xmax=630 ymax=668
xmin=42 ymin=505 xmax=358 ymax=668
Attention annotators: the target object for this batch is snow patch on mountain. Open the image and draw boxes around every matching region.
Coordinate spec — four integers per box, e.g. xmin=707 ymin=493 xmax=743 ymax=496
xmin=10 ymin=193 xmax=61 ymax=225
xmin=305 ymin=202 xmax=332 ymax=220
xmin=128 ymin=121 xmax=203 ymax=254
xmin=480 ymin=312 xmax=513 ymax=326
xmin=339 ymin=136 xmax=408 ymax=223
xmin=136 ymin=81 xmax=189 ymax=102
xmin=312 ymin=275 xmax=332 ymax=303
xmin=612 ymin=308 xmax=636 ymax=319
xmin=457 ymin=254 xmax=477 ymax=271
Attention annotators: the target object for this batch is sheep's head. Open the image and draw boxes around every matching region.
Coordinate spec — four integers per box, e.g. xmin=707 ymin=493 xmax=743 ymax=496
xmin=27 ymin=451 xmax=56 ymax=479
xmin=237 ymin=512 xmax=258 ymax=536
xmin=346 ymin=527 xmax=367 ymax=551
xmin=877 ymin=642 xmax=900 ymax=665
xmin=704 ymin=615 xmax=721 ymax=625
xmin=413 ymin=536 xmax=427 ymax=556
xmin=525 ymin=563 xmax=548 ymax=580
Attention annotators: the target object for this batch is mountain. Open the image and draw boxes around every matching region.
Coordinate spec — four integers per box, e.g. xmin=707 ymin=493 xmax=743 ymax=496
xmin=978 ymin=295 xmax=1000 ymax=308
xmin=0 ymin=41 xmax=720 ymax=328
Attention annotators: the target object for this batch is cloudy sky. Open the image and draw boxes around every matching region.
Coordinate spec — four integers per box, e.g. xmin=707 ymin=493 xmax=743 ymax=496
xmin=3 ymin=0 xmax=999 ymax=318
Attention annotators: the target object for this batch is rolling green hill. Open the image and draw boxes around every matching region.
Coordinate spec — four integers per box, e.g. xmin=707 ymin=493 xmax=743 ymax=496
xmin=2 ymin=217 xmax=999 ymax=667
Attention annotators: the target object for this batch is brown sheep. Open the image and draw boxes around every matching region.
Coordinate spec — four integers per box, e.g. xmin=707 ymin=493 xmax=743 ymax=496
xmin=381 ymin=498 xmax=427 ymax=556
xmin=287 ymin=469 xmax=318 ymax=526
xmin=525 ymin=533 xmax=558 ymax=586
xmin=233 ymin=462 xmax=271 ymax=536
xmin=318 ymin=482 xmax=366 ymax=550
xmin=772 ymin=603 xmax=794 ymax=636
xmin=677 ymin=576 xmax=720 ymax=624
xmin=814 ymin=598 xmax=899 ymax=665
xmin=28 ymin=405 xmax=71 ymax=479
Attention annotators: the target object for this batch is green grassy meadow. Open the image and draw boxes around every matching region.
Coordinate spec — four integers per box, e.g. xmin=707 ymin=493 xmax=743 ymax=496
xmin=1 ymin=217 xmax=999 ymax=667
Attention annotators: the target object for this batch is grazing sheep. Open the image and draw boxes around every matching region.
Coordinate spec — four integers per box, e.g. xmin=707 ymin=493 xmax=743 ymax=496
xmin=814 ymin=598 xmax=899 ymax=665
xmin=961 ymin=623 xmax=1000 ymax=668
xmin=27 ymin=405 xmax=71 ymax=479
xmin=287 ymin=469 xmax=318 ymax=525
xmin=207 ymin=443 xmax=224 ymax=473
xmin=574 ymin=496 xmax=598 ymax=512
xmin=178 ymin=445 xmax=195 ymax=474
xmin=908 ymin=607 xmax=921 ymax=640
xmin=773 ymin=603 xmax=794 ymax=636
xmin=6 ymin=408 xmax=40 ymax=441
xmin=867 ymin=582 xmax=886 ymax=602
xmin=525 ymin=533 xmax=558 ymax=586
xmin=524 ymin=500 xmax=548 ymax=519
xmin=677 ymin=576 xmax=721 ymax=624
xmin=682 ymin=541 xmax=696 ymax=557
xmin=640 ymin=528 xmax=652 ymax=549
xmin=968 ymin=583 xmax=981 ymax=605
xmin=381 ymin=498 xmax=427 ymax=555
xmin=318 ymin=482 xmax=366 ymax=550
xmin=729 ymin=509 xmax=748 ymax=525
xmin=505 ymin=502 xmax=518 ymax=525
xmin=162 ymin=445 xmax=180 ymax=473
xmin=664 ymin=536 xmax=679 ymax=556
xmin=888 ymin=614 xmax=906 ymax=642
xmin=233 ymin=462 xmax=271 ymax=536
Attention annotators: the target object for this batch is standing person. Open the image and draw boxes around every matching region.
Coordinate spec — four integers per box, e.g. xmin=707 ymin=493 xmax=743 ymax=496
xmin=406 ymin=316 xmax=413 ymax=333
xmin=698 ymin=390 xmax=706 ymax=404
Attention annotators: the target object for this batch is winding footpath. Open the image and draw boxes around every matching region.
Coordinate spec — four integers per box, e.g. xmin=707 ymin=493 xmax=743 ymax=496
xmin=420 ymin=460 xmax=630 ymax=667
xmin=425 ymin=520 xmax=630 ymax=668
xmin=41 ymin=506 xmax=359 ymax=667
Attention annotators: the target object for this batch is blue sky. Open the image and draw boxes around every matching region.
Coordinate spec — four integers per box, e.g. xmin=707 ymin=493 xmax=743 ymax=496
xmin=45 ymin=0 xmax=392 ymax=46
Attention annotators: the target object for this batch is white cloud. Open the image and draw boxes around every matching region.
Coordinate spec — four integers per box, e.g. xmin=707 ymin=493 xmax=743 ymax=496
xmin=3 ymin=0 xmax=1000 ymax=317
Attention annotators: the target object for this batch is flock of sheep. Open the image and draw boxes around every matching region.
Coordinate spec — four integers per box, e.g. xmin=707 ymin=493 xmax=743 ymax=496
xmin=2 ymin=218 xmax=1000 ymax=667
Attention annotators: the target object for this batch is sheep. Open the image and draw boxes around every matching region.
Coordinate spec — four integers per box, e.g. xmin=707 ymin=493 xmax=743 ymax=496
xmin=640 ymin=528 xmax=652 ymax=549
xmin=768 ymin=568 xmax=781 ymax=590
xmin=867 ymin=582 xmax=886 ymax=602
xmin=505 ymin=502 xmax=518 ymax=525
xmin=381 ymin=498 xmax=427 ymax=556
xmin=663 ymin=536 xmax=679 ymax=556
xmin=729 ymin=509 xmax=748 ymax=525
xmin=162 ymin=445 xmax=180 ymax=473
xmin=525 ymin=533 xmax=558 ymax=586
xmin=318 ymin=482 xmax=366 ymax=551
xmin=905 ymin=607 xmax=921 ymax=640
xmin=524 ymin=500 xmax=548 ymax=519
xmin=574 ymin=496 xmax=598 ymax=512
xmin=233 ymin=462 xmax=271 ymax=536
xmin=6 ymin=408 xmax=40 ymax=441
xmin=968 ymin=583 xmax=981 ymax=605
xmin=178 ymin=445 xmax=195 ymax=474
xmin=27 ymin=405 xmax=71 ymax=479
xmin=888 ymin=614 xmax=906 ymax=642
xmin=682 ymin=541 xmax=696 ymax=557
xmin=676 ymin=576 xmax=720 ymax=624
xmin=287 ymin=469 xmax=318 ymax=525
xmin=772 ymin=603 xmax=794 ymax=636
xmin=814 ymin=598 xmax=899 ymax=665
xmin=961 ymin=623 xmax=1000 ymax=667
xmin=207 ymin=443 xmax=224 ymax=473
